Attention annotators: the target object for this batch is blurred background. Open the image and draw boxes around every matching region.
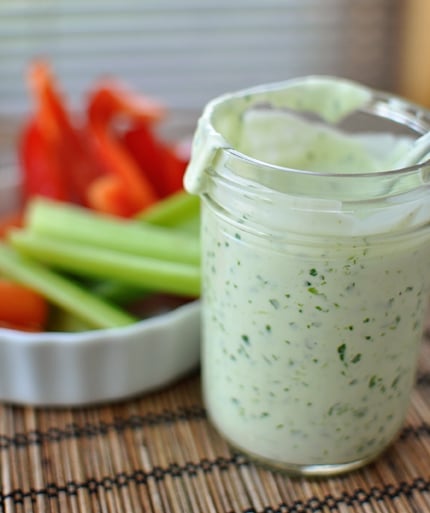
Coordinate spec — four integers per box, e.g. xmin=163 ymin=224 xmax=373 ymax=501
xmin=0 ymin=0 xmax=429 ymax=137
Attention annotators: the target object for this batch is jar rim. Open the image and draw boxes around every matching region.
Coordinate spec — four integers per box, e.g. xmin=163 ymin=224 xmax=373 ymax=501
xmin=184 ymin=76 xmax=430 ymax=202
xmin=205 ymin=75 xmax=430 ymax=177
xmin=225 ymin=148 xmax=430 ymax=179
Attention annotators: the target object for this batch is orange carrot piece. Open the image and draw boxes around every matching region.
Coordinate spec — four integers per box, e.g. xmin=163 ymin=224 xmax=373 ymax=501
xmin=0 ymin=279 xmax=49 ymax=332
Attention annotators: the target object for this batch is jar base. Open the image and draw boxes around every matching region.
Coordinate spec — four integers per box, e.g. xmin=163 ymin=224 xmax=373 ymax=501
xmin=223 ymin=433 xmax=390 ymax=477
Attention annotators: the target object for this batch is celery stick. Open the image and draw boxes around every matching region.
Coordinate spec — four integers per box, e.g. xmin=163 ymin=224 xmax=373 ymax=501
xmin=10 ymin=231 xmax=201 ymax=297
xmin=89 ymin=279 xmax=149 ymax=305
xmin=92 ymin=191 xmax=200 ymax=300
xmin=48 ymin=307 xmax=95 ymax=332
xmin=26 ymin=198 xmax=200 ymax=266
xmin=139 ymin=190 xmax=200 ymax=231
xmin=0 ymin=243 xmax=138 ymax=329
xmin=174 ymin=214 xmax=200 ymax=235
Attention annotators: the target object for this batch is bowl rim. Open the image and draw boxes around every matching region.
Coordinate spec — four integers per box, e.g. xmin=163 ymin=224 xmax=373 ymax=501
xmin=0 ymin=299 xmax=201 ymax=345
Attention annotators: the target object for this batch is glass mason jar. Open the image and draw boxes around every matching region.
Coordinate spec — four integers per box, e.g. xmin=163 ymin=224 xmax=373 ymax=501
xmin=184 ymin=77 xmax=430 ymax=476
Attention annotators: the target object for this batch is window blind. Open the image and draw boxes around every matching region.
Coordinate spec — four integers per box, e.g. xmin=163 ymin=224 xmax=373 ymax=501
xmin=0 ymin=0 xmax=402 ymax=132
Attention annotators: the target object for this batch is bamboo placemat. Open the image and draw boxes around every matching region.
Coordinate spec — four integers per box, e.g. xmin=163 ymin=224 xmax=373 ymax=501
xmin=1 ymin=335 xmax=430 ymax=512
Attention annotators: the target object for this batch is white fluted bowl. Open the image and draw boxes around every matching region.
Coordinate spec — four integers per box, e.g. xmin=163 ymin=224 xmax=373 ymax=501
xmin=0 ymin=170 xmax=201 ymax=406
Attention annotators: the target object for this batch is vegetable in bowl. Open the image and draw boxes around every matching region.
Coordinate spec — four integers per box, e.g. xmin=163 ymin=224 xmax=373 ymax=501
xmin=0 ymin=62 xmax=202 ymax=406
xmin=0 ymin=60 xmax=201 ymax=333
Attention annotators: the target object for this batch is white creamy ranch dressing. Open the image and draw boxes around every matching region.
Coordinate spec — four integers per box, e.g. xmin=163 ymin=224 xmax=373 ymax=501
xmin=185 ymin=76 xmax=376 ymax=194
xmin=184 ymin=77 xmax=430 ymax=474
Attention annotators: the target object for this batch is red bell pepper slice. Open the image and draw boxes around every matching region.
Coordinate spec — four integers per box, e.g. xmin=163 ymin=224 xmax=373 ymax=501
xmin=23 ymin=61 xmax=102 ymax=205
xmin=86 ymin=83 xmax=164 ymax=215
xmin=20 ymin=118 xmax=70 ymax=202
xmin=87 ymin=174 xmax=138 ymax=218
xmin=121 ymin=123 xmax=188 ymax=198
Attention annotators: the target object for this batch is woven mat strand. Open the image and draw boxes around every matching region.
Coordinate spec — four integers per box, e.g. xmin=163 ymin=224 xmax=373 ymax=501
xmin=0 ymin=340 xmax=429 ymax=512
